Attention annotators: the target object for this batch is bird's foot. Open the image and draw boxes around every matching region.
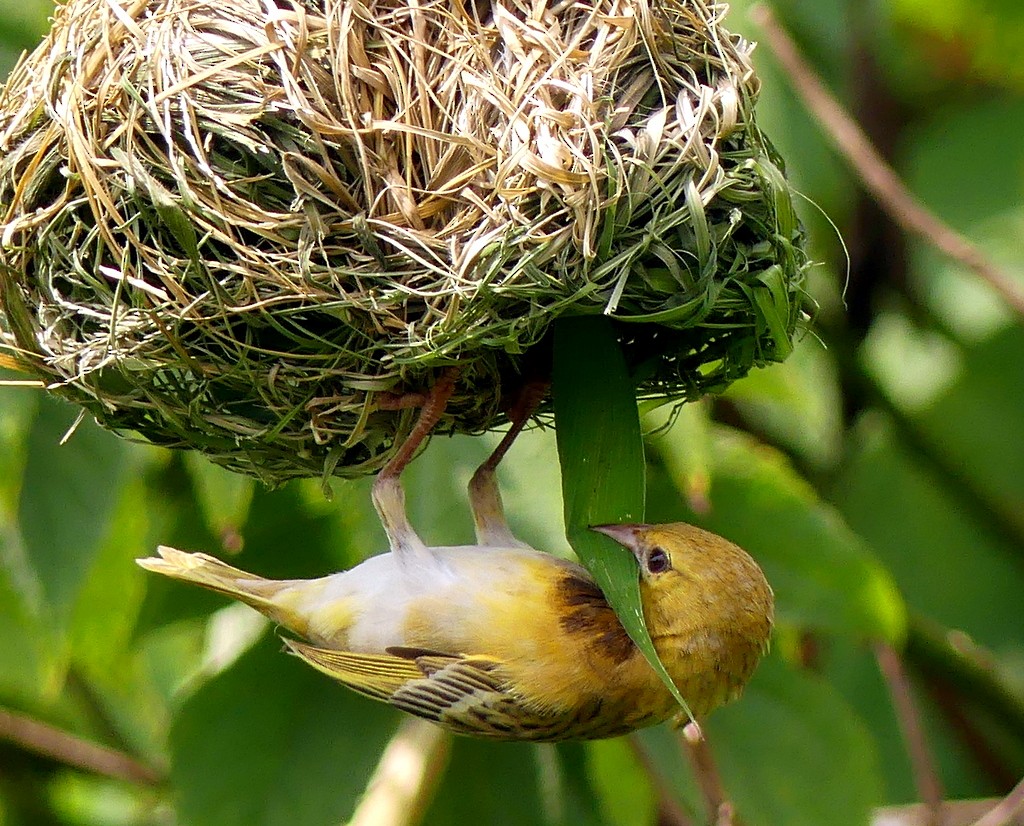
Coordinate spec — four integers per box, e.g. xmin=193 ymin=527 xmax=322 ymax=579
xmin=373 ymin=368 xmax=459 ymax=558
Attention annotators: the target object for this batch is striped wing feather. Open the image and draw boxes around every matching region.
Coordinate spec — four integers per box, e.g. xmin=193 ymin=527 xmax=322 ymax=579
xmin=283 ymin=639 xmax=425 ymax=701
xmin=284 ymin=638 xmax=636 ymax=741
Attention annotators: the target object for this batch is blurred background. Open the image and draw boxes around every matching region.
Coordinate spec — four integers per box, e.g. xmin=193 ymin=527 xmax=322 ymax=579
xmin=1 ymin=0 xmax=1023 ymax=824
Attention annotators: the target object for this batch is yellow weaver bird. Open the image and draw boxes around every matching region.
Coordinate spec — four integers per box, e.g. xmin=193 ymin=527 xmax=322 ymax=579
xmin=138 ymin=375 xmax=773 ymax=741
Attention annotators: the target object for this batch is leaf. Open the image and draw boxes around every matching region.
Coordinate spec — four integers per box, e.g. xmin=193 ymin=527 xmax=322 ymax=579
xmin=834 ymin=416 xmax=1024 ymax=658
xmin=425 ymin=740 xmax=606 ymax=826
xmin=403 ymin=432 xmax=488 ymax=547
xmin=170 ymin=635 xmax=399 ymax=826
xmin=425 ymin=741 xmax=546 ymax=826
xmin=720 ymin=338 xmax=842 ymax=470
xmin=750 ymin=265 xmax=794 ymax=359
xmin=636 ymin=653 xmax=884 ymax=826
xmin=69 ymin=474 xmax=151 ymax=671
xmin=553 ymin=315 xmax=693 ymax=720
xmin=913 ymin=326 xmax=1024 ymax=534
xmin=0 ymin=533 xmax=63 ymax=702
xmin=552 ymin=742 xmax=611 ymax=826
xmin=706 ymin=653 xmax=884 ymax=826
xmin=585 ymin=739 xmax=658 ymax=826
xmin=642 ymin=400 xmax=713 ymax=515
xmin=648 ymin=424 xmax=905 ymax=641
xmin=18 ymin=397 xmax=129 ymax=626
xmin=184 ymin=453 xmax=255 ymax=550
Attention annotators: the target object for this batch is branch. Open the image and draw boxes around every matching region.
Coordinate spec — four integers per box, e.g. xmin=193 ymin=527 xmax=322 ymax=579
xmin=875 ymin=643 xmax=945 ymax=826
xmin=626 ymin=734 xmax=694 ymax=826
xmin=871 ymin=798 xmax=1024 ymax=826
xmin=346 ymin=718 xmax=450 ymax=826
xmin=750 ymin=4 xmax=1024 ymax=320
xmin=971 ymin=776 xmax=1024 ymax=826
xmin=680 ymin=722 xmax=735 ymax=826
xmin=0 ymin=707 xmax=163 ymax=785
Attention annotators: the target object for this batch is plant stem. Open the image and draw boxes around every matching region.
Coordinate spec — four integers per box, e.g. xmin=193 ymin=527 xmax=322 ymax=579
xmin=876 ymin=642 xmax=946 ymax=826
xmin=0 ymin=707 xmax=163 ymax=785
xmin=680 ymin=722 xmax=735 ymax=826
xmin=750 ymin=4 xmax=1024 ymax=319
xmin=971 ymin=775 xmax=1024 ymax=826
xmin=346 ymin=718 xmax=450 ymax=826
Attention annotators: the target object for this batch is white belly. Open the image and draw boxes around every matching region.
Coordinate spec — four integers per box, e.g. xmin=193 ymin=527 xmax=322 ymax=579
xmin=302 ymin=544 xmax=582 ymax=653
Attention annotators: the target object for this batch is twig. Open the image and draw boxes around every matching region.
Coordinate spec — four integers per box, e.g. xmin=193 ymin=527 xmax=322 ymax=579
xmin=626 ymin=734 xmax=694 ymax=826
xmin=346 ymin=718 xmax=450 ymax=826
xmin=680 ymin=722 xmax=734 ymax=826
xmin=876 ymin=643 xmax=946 ymax=826
xmin=971 ymin=776 xmax=1024 ymax=826
xmin=872 ymin=798 xmax=1024 ymax=826
xmin=750 ymin=4 xmax=1024 ymax=320
xmin=0 ymin=707 xmax=163 ymax=785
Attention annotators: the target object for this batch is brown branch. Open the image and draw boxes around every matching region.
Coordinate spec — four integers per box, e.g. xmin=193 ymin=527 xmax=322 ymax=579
xmin=0 ymin=707 xmax=163 ymax=785
xmin=750 ymin=4 xmax=1024 ymax=320
xmin=876 ymin=643 xmax=946 ymax=826
xmin=971 ymin=776 xmax=1024 ymax=826
xmin=680 ymin=722 xmax=734 ymax=826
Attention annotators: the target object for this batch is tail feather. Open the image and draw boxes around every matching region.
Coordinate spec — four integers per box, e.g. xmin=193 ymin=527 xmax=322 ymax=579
xmin=137 ymin=546 xmax=299 ymax=624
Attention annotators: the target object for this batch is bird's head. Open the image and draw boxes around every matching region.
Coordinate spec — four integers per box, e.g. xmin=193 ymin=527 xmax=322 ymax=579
xmin=590 ymin=522 xmax=774 ymax=660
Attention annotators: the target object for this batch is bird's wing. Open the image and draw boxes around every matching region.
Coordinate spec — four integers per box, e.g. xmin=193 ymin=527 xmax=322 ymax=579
xmin=283 ymin=639 xmax=426 ymax=701
xmin=283 ymin=638 xmax=541 ymax=736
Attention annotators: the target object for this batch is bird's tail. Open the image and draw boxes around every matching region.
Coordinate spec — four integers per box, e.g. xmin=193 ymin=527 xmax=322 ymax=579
xmin=137 ymin=546 xmax=314 ymax=632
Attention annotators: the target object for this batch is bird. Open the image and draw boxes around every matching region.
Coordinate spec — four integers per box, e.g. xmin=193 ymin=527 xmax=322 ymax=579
xmin=138 ymin=523 xmax=773 ymax=741
xmin=137 ymin=374 xmax=774 ymax=740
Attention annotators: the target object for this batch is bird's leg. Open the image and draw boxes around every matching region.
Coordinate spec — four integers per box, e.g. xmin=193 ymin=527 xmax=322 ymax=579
xmin=373 ymin=368 xmax=458 ymax=559
xmin=468 ymin=379 xmax=549 ymax=548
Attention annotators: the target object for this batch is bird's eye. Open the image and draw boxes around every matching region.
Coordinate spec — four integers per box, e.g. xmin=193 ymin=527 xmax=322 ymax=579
xmin=647 ymin=547 xmax=671 ymax=574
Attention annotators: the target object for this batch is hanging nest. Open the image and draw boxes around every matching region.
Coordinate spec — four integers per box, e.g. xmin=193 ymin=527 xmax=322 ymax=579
xmin=0 ymin=0 xmax=808 ymax=484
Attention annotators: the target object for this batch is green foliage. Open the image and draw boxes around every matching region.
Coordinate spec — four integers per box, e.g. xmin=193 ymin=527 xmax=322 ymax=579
xmin=708 ymin=654 xmax=884 ymax=826
xmin=171 ymin=637 xmax=399 ymax=826
xmin=426 ymin=741 xmax=607 ymax=826
xmin=2 ymin=0 xmax=1024 ymax=825
xmin=19 ymin=398 xmax=130 ymax=629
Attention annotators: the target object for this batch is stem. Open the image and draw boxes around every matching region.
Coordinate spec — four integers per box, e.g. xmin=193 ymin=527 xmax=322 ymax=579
xmin=875 ymin=643 xmax=946 ymax=826
xmin=626 ymin=734 xmax=695 ymax=826
xmin=971 ymin=776 xmax=1024 ymax=826
xmin=346 ymin=718 xmax=450 ymax=826
xmin=750 ymin=4 xmax=1024 ymax=319
xmin=0 ymin=707 xmax=162 ymax=785
xmin=680 ymin=723 xmax=734 ymax=826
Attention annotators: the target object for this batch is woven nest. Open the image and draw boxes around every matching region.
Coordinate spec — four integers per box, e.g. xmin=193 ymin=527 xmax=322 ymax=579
xmin=0 ymin=0 xmax=808 ymax=484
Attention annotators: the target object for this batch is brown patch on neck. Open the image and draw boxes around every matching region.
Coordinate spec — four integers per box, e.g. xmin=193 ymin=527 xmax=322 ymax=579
xmin=556 ymin=572 xmax=636 ymax=665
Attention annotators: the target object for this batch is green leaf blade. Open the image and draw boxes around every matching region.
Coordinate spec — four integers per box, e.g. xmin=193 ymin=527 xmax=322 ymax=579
xmin=553 ymin=315 xmax=693 ymax=721
xmin=18 ymin=397 xmax=129 ymax=625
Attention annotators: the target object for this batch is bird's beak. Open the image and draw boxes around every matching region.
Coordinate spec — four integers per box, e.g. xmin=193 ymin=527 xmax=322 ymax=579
xmin=590 ymin=523 xmax=644 ymax=561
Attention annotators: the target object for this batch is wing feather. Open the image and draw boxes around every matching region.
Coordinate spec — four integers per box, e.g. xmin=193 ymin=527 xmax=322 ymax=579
xmin=283 ymin=639 xmax=424 ymax=701
xmin=283 ymin=638 xmax=637 ymax=740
